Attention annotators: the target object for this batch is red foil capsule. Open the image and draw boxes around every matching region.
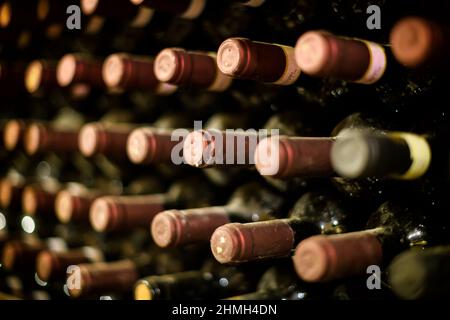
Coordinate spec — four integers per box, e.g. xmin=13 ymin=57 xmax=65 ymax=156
xmin=151 ymin=207 xmax=230 ymax=248
xmin=295 ymin=31 xmax=387 ymax=84
xmin=3 ymin=119 xmax=26 ymax=151
xmin=55 ymin=189 xmax=105 ymax=224
xmin=254 ymin=136 xmax=336 ymax=178
xmin=78 ymin=122 xmax=136 ymax=158
xmin=293 ymin=229 xmax=383 ymax=282
xmin=217 ymin=37 xmax=301 ymax=85
xmin=154 ymin=48 xmax=232 ymax=92
xmin=0 ymin=176 xmax=25 ymax=210
xmin=57 ymin=53 xmax=105 ymax=88
xmin=67 ymin=260 xmax=139 ymax=298
xmin=24 ymin=123 xmax=79 ymax=155
xmin=102 ymin=53 xmax=177 ymax=94
xmin=183 ymin=129 xmax=260 ymax=168
xmin=127 ymin=128 xmax=184 ymax=165
xmin=24 ymin=60 xmax=58 ymax=94
xmin=22 ymin=182 xmax=61 ymax=217
xmin=390 ymin=16 xmax=450 ymax=69
xmin=210 ymin=220 xmax=296 ymax=264
xmin=2 ymin=240 xmax=47 ymax=272
xmin=36 ymin=247 xmax=104 ymax=282
xmin=89 ymin=194 xmax=166 ymax=232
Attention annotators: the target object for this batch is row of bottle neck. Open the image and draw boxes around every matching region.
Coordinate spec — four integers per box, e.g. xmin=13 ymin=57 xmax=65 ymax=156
xmin=2 ymin=113 xmax=446 ymax=182
xmin=3 ymin=15 xmax=449 ymax=98
xmin=1 ymin=196 xmax=448 ymax=300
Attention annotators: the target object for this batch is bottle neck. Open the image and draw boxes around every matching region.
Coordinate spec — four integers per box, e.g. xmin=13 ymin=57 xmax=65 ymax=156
xmin=210 ymin=218 xmax=320 ymax=264
xmin=135 ymin=270 xmax=212 ymax=300
xmin=389 ymin=245 xmax=450 ymax=299
xmin=295 ymin=31 xmax=392 ymax=85
xmin=151 ymin=183 xmax=286 ymax=248
xmin=332 ymin=131 xmax=432 ymax=180
xmin=290 ymin=192 xmax=357 ymax=234
xmin=293 ymin=201 xmax=441 ymax=283
xmin=89 ymin=194 xmax=168 ymax=232
xmin=69 ymin=258 xmax=141 ymax=298
xmin=367 ymin=202 xmax=442 ymax=258
xmin=255 ymin=136 xmax=336 ymax=178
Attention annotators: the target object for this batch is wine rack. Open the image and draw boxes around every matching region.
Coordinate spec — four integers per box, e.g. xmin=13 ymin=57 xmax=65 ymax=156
xmin=0 ymin=0 xmax=450 ymax=301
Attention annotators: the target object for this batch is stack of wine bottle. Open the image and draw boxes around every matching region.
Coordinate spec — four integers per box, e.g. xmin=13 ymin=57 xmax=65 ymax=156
xmin=1 ymin=0 xmax=450 ymax=300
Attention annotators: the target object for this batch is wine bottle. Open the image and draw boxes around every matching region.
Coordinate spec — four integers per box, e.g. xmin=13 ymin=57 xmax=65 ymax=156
xmin=331 ymin=130 xmax=438 ymax=180
xmin=89 ymin=177 xmax=215 ymax=232
xmin=0 ymin=172 xmax=27 ymax=211
xmin=182 ymin=111 xmax=254 ymax=167
xmin=102 ymin=53 xmax=177 ymax=94
xmin=22 ymin=179 xmax=62 ymax=220
xmin=0 ymin=1 xmax=39 ymax=30
xmin=321 ymin=112 xmax=414 ymax=204
xmin=167 ymin=112 xmax=258 ymax=188
xmin=151 ymin=182 xmax=284 ymax=248
xmin=36 ymin=246 xmax=104 ymax=283
xmin=388 ymin=246 xmax=450 ymax=299
xmin=126 ymin=111 xmax=193 ymax=166
xmin=23 ymin=122 xmax=80 ymax=156
xmin=3 ymin=119 xmax=27 ymax=152
xmin=78 ymin=123 xmax=137 ymax=160
xmin=295 ymin=31 xmax=390 ymax=85
xmin=211 ymin=191 xmax=361 ymax=264
xmin=19 ymin=108 xmax=85 ymax=158
xmin=254 ymin=135 xmax=336 ymax=178
xmin=54 ymin=185 xmax=115 ymax=225
xmin=67 ymin=254 xmax=150 ymax=299
xmin=24 ymin=59 xmax=58 ymax=96
xmin=67 ymin=246 xmax=204 ymax=298
xmin=154 ymin=48 xmax=232 ymax=92
xmin=390 ymin=17 xmax=450 ymax=70
xmin=293 ymin=201 xmax=447 ymax=283
xmin=34 ymin=230 xmax=156 ymax=287
xmin=127 ymin=127 xmax=186 ymax=165
xmin=183 ymin=110 xmax=314 ymax=169
xmin=75 ymin=108 xmax=135 ymax=158
xmin=134 ymin=259 xmax=262 ymax=300
xmin=293 ymin=29 xmax=439 ymax=111
xmin=226 ymin=262 xmax=330 ymax=300
xmin=1 ymin=237 xmax=68 ymax=274
xmin=81 ymin=0 xmax=155 ymax=28
xmin=331 ymin=128 xmax=450 ymax=208
xmin=129 ymin=0 xmax=206 ymax=20
xmin=0 ymin=237 xmax=70 ymax=298
xmin=55 ymin=175 xmax=163 ymax=224
xmin=183 ymin=110 xmax=332 ymax=194
xmin=183 ymin=128 xmax=261 ymax=169
xmin=56 ymin=53 xmax=105 ymax=89
xmin=217 ymin=37 xmax=301 ymax=85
